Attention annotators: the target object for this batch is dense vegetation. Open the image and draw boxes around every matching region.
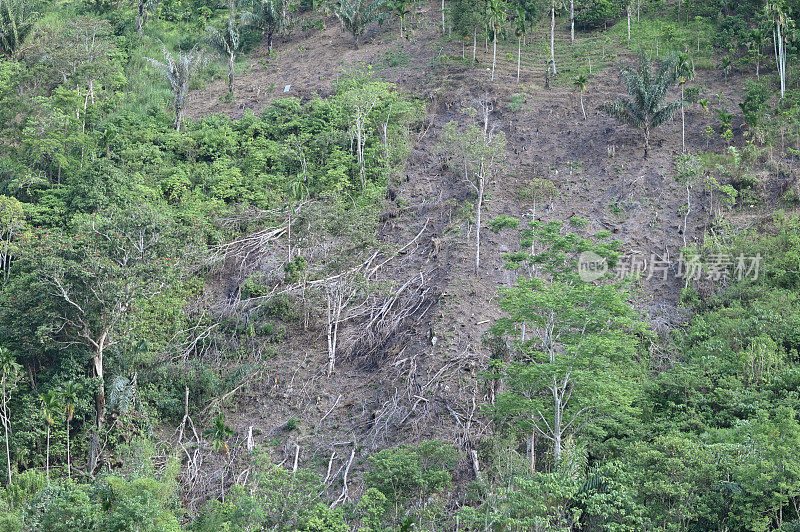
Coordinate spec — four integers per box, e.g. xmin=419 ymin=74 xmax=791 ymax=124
xmin=0 ymin=0 xmax=798 ymax=529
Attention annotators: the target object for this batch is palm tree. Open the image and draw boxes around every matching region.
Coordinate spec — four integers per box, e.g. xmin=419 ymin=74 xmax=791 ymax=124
xmin=0 ymin=0 xmax=38 ymax=58
xmin=574 ymin=74 xmax=588 ymax=120
xmin=241 ymin=0 xmax=292 ymax=53
xmin=145 ymin=44 xmax=203 ymax=131
xmin=675 ymin=53 xmax=694 ymax=153
xmin=487 ymin=0 xmax=505 ymax=81
xmin=40 ymin=391 xmax=57 ymax=484
xmin=206 ymin=0 xmax=240 ymax=100
xmin=328 ymin=0 xmax=388 ymax=49
xmin=63 ymin=381 xmax=76 ymax=480
xmin=600 ymin=54 xmax=683 ymax=158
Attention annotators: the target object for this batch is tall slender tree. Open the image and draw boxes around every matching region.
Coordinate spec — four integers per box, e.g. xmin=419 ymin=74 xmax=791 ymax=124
xmin=515 ymin=7 xmax=527 ymax=81
xmin=488 ymin=0 xmax=505 ymax=81
xmin=0 ymin=348 xmax=19 ymax=485
xmin=40 ymin=391 xmax=57 ymax=484
xmin=206 ymin=0 xmax=241 ymax=100
xmin=549 ymin=0 xmax=557 ymax=75
xmin=675 ymin=53 xmax=694 ymax=153
xmin=63 ymin=381 xmax=76 ymax=480
xmin=766 ymin=2 xmax=792 ymax=99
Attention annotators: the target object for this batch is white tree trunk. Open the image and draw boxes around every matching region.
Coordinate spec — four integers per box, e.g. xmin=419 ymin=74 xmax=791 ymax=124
xmin=570 ymin=0 xmax=574 ymax=42
xmin=441 ymin=0 xmax=445 ymax=36
xmin=627 ymin=4 xmax=631 ymax=40
xmin=491 ymin=31 xmax=497 ymax=80
xmin=580 ymin=93 xmax=586 ymax=119
xmin=474 ymin=172 xmax=484 ymax=274
xmin=550 ymin=3 xmax=557 ymax=75
xmin=517 ymin=37 xmax=521 ymax=81
xmin=472 ymin=27 xmax=477 ymax=63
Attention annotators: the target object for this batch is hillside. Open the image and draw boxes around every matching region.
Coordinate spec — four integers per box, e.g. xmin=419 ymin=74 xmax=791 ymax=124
xmin=0 ymin=0 xmax=799 ymax=529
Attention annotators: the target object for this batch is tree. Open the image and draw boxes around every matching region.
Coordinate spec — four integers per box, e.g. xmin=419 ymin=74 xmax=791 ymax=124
xmin=241 ymin=0 xmax=292 ymax=53
xmin=329 ymin=0 xmax=388 ymax=49
xmin=487 ymin=0 xmax=505 ymax=81
xmin=135 ymin=0 xmax=158 ymax=36
xmin=145 ymin=44 xmax=203 ymax=130
xmin=0 ymin=195 xmax=25 ymax=282
xmin=549 ymin=0 xmax=557 ymax=75
xmin=574 ymin=73 xmax=588 ymax=120
xmin=766 ymin=2 xmax=792 ymax=99
xmin=206 ymin=0 xmax=240 ymax=100
xmin=388 ymin=0 xmax=414 ymax=39
xmin=40 ymin=390 xmax=57 ymax=484
xmin=569 ymin=0 xmax=575 ymax=42
xmin=452 ymin=0 xmax=483 ymax=63
xmin=491 ymin=222 xmax=646 ymax=464
xmin=599 ymin=54 xmax=683 ymax=158
xmin=0 ymin=0 xmax=38 ymax=58
xmin=514 ymin=7 xmax=527 ymax=81
xmin=675 ymin=53 xmax=694 ymax=153
xmin=438 ymin=98 xmax=507 ymax=274
xmin=0 ymin=347 xmax=20 ymax=485
xmin=63 ymin=381 xmax=77 ymax=480
xmin=11 ymin=205 xmax=175 ymax=473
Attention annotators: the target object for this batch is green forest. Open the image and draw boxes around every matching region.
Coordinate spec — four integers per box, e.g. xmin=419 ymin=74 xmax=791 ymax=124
xmin=0 ymin=0 xmax=799 ymax=528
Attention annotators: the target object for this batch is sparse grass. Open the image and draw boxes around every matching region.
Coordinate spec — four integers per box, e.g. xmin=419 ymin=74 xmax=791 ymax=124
xmin=608 ymin=16 xmax=715 ymax=62
xmin=508 ymin=93 xmax=527 ymax=112
xmin=383 ymin=49 xmax=412 ymax=68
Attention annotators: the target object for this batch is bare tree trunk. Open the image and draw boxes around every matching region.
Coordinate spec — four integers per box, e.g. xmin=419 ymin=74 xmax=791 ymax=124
xmin=474 ymin=172 xmax=484 ymax=274
xmin=681 ymin=86 xmax=685 ymax=152
xmin=66 ymin=420 xmax=71 ymax=479
xmin=517 ymin=37 xmax=521 ymax=81
xmin=45 ymin=426 xmax=50 ymax=484
xmin=472 ymin=26 xmax=477 ymax=63
xmin=491 ymin=30 xmax=497 ymax=81
xmin=550 ymin=3 xmax=557 ymax=75
xmin=570 ymin=0 xmax=574 ymax=42
xmin=580 ymin=92 xmax=586 ymax=119
xmin=441 ymin=0 xmax=445 ymax=36
xmin=627 ymin=3 xmax=631 ymax=40
xmin=530 ymin=430 xmax=536 ymax=471
xmin=1 ymin=397 xmax=10 ymax=485
xmin=552 ymin=377 xmax=562 ymax=463
xmin=228 ymin=53 xmax=235 ymax=98
xmin=89 ymin=335 xmax=107 ymax=474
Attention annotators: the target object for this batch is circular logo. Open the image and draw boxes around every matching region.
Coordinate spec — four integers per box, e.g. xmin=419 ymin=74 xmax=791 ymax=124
xmin=578 ymin=251 xmax=608 ymax=282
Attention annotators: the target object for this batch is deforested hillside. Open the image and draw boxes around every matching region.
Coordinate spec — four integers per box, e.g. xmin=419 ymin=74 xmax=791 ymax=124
xmin=0 ymin=0 xmax=799 ymax=529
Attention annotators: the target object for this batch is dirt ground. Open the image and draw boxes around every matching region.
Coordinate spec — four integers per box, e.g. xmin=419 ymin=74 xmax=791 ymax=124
xmin=183 ymin=1 xmax=768 ymax=503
